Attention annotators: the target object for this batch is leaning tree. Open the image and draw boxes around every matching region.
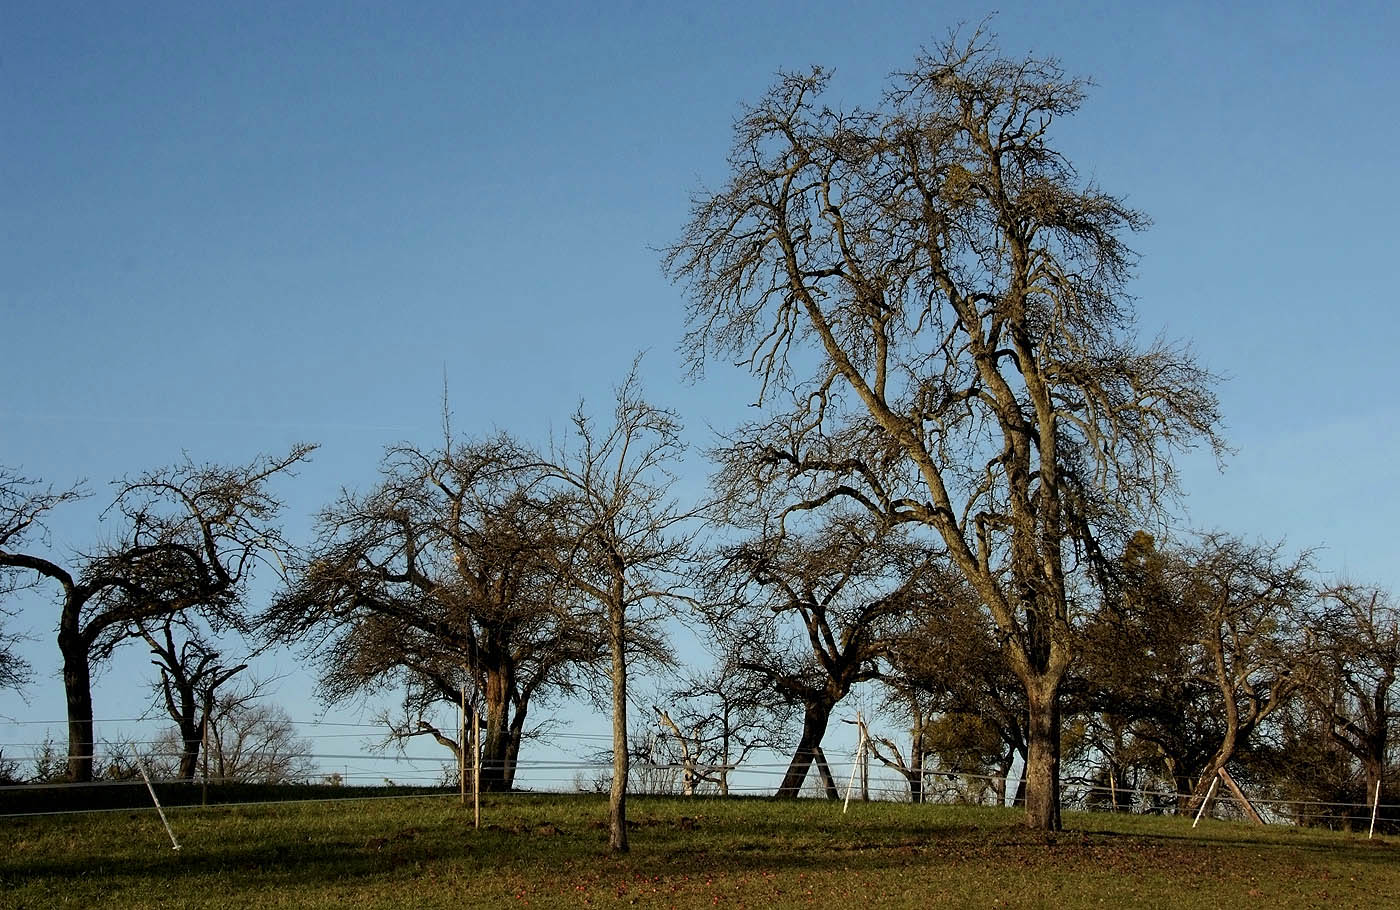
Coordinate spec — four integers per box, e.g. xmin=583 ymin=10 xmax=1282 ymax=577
xmin=0 ymin=447 xmax=312 ymax=782
xmin=702 ymin=512 xmax=923 ymax=798
xmin=666 ymin=31 xmax=1222 ymax=828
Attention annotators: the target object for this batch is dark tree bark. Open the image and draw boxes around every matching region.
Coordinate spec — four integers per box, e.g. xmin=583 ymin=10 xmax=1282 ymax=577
xmin=777 ymin=699 xmax=837 ymax=798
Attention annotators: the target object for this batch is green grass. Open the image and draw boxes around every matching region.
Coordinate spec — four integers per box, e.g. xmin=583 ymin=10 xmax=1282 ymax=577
xmin=0 ymin=793 xmax=1394 ymax=908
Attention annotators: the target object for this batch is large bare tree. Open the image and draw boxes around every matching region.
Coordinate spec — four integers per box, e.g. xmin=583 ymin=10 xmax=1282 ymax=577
xmin=266 ymin=435 xmax=601 ymax=792
xmin=666 ymin=32 xmax=1221 ymax=828
xmin=0 ymin=447 xmax=312 ymax=781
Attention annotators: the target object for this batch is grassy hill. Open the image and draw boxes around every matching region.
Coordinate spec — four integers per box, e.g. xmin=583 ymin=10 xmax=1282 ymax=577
xmin=1 ymin=792 xmax=1394 ymax=908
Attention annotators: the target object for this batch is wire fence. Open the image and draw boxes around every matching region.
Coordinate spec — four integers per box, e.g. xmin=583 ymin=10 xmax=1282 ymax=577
xmin=1 ymin=720 xmax=1393 ymax=834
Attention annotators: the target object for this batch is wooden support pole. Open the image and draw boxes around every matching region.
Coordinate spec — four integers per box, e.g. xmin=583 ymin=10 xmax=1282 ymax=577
xmin=459 ymin=683 xmax=467 ymax=808
xmin=473 ymin=708 xmax=481 ymax=829
xmin=842 ymin=713 xmax=868 ymax=814
xmin=201 ymin=716 xmax=209 ymax=807
xmin=1216 ymin=767 xmax=1265 ymax=825
xmin=1369 ymin=778 xmax=1381 ymax=840
xmin=860 ymin=717 xmax=869 ymax=803
xmin=1192 ymin=775 xmax=1219 ymax=828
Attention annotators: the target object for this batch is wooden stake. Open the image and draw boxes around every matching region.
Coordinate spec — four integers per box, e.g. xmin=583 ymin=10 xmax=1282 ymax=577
xmin=1216 ymin=767 xmax=1264 ymax=825
xmin=201 ymin=715 xmax=209 ymax=807
xmin=1192 ymin=775 xmax=1219 ymax=828
xmin=459 ymin=684 xmax=467 ymax=807
xmin=1369 ymin=778 xmax=1381 ymax=839
xmin=860 ymin=715 xmax=869 ymax=803
xmin=843 ymin=713 xmax=867 ymax=814
xmin=472 ymin=707 xmax=481 ymax=829
xmin=139 ymin=762 xmax=180 ymax=851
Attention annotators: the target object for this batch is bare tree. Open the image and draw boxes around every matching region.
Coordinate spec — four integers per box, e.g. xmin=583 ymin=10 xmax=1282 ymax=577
xmin=542 ymin=366 xmax=693 ymax=852
xmin=660 ymin=657 xmax=791 ymax=796
xmin=666 ymin=31 xmax=1222 ymax=828
xmin=202 ymin=688 xmax=315 ymax=784
xmin=0 ymin=447 xmax=313 ymax=781
xmin=1308 ymin=584 xmax=1398 ymax=819
xmin=140 ymin=616 xmax=248 ymax=780
xmin=266 ymin=435 xmax=600 ymax=792
xmin=704 ymin=513 xmax=921 ymax=798
xmin=1176 ymin=535 xmax=1314 ymax=810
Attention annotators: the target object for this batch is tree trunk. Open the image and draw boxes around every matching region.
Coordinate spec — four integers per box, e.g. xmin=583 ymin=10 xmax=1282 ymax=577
xmin=177 ymin=716 xmax=201 ymax=780
xmin=1186 ymin=743 xmax=1236 ymax=813
xmin=608 ymin=600 xmax=629 ymax=852
xmin=994 ymin=751 xmax=1016 ymax=806
xmin=480 ymin=666 xmax=514 ymax=792
xmin=1023 ymin=680 xmax=1062 ymax=830
xmin=812 ymin=746 xmax=840 ymax=799
xmin=909 ymin=712 xmax=925 ymax=804
xmin=775 ymin=701 xmax=834 ymax=798
xmin=1172 ymin=773 xmax=1193 ymax=814
xmin=719 ymin=719 xmax=731 ymax=797
xmin=504 ymin=702 xmax=529 ymax=791
xmin=58 ymin=613 xmax=95 ymax=783
xmin=1363 ymin=757 xmax=1385 ymax=827
xmin=174 ymin=686 xmax=201 ymax=781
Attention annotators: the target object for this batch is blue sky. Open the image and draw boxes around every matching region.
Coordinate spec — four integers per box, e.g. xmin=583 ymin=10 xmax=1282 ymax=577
xmin=2 ymin=1 xmax=1397 ymax=782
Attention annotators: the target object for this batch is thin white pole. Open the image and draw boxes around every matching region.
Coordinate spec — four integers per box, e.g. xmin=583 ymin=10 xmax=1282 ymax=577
xmin=459 ymin=684 xmax=467 ymax=808
xmin=1192 ymin=775 xmax=1219 ymax=829
xmin=843 ymin=715 xmax=866 ymax=814
xmin=139 ymin=762 xmax=180 ymax=851
xmin=1369 ymin=778 xmax=1381 ymax=839
xmin=473 ymin=708 xmax=481 ymax=829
